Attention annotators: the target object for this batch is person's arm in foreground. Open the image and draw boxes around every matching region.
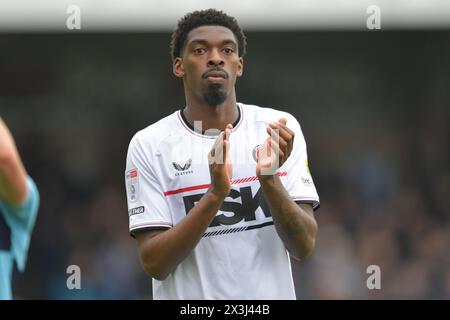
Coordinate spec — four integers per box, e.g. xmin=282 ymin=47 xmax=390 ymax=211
xmin=256 ymin=118 xmax=318 ymax=260
xmin=0 ymin=118 xmax=28 ymax=207
xmin=135 ymin=124 xmax=233 ymax=280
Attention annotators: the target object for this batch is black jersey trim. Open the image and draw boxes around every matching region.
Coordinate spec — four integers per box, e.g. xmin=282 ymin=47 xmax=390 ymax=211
xmin=178 ymin=104 xmax=242 ymax=138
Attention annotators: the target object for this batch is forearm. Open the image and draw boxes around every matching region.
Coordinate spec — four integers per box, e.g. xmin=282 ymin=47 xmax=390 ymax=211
xmin=0 ymin=118 xmax=28 ymax=206
xmin=259 ymin=175 xmax=317 ymax=260
xmin=139 ymin=190 xmax=224 ymax=280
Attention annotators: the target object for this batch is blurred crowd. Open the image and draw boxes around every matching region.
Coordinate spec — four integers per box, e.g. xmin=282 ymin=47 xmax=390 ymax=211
xmin=296 ymin=102 xmax=450 ymax=299
xmin=1 ymin=31 xmax=449 ymax=299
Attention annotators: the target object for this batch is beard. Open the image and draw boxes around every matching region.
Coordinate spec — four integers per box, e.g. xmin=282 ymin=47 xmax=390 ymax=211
xmin=203 ymin=83 xmax=227 ymax=107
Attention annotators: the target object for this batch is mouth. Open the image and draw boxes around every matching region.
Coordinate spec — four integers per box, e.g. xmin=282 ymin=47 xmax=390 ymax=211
xmin=203 ymin=70 xmax=228 ymax=81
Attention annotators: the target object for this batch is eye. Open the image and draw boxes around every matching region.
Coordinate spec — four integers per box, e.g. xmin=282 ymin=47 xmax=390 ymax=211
xmin=193 ymin=48 xmax=206 ymax=54
xmin=223 ymin=47 xmax=234 ymax=55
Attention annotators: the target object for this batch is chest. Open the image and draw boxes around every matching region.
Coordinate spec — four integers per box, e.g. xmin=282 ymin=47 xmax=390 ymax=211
xmin=154 ymin=125 xmax=268 ymax=192
xmin=154 ymin=125 xmax=273 ymax=227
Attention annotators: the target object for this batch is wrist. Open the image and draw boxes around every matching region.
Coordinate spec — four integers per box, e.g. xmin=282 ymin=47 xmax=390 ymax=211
xmin=257 ymin=173 xmax=279 ymax=186
xmin=206 ymin=187 xmax=228 ymax=202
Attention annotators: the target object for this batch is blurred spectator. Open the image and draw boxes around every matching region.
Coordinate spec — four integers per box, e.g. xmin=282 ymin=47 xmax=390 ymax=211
xmin=1 ymin=31 xmax=449 ymax=299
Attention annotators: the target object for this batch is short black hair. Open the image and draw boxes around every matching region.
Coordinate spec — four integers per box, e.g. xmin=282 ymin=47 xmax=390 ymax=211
xmin=170 ymin=9 xmax=247 ymax=60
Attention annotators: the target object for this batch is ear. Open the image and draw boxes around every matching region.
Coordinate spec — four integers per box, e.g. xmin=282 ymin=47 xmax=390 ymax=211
xmin=173 ymin=57 xmax=184 ymax=78
xmin=237 ymin=57 xmax=244 ymax=77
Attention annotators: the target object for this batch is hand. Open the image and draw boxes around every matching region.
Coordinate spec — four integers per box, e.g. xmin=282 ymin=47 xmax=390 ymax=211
xmin=208 ymin=124 xmax=233 ymax=198
xmin=256 ymin=118 xmax=294 ymax=178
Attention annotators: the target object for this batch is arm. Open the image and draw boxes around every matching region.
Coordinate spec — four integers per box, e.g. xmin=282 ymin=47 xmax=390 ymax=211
xmin=135 ymin=124 xmax=233 ymax=280
xmin=258 ymin=175 xmax=317 ymax=260
xmin=0 ymin=117 xmax=28 ymax=207
xmin=256 ymin=118 xmax=318 ymax=260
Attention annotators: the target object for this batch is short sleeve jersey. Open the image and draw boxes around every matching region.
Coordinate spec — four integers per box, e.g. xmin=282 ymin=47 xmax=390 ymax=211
xmin=125 ymin=103 xmax=319 ymax=299
xmin=0 ymin=176 xmax=39 ymax=299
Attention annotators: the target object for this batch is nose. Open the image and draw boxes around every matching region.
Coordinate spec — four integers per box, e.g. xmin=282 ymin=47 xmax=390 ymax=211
xmin=207 ymin=48 xmax=224 ymax=67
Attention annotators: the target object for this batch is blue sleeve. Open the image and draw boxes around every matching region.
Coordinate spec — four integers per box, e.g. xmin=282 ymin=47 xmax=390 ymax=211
xmin=0 ymin=176 xmax=39 ymax=272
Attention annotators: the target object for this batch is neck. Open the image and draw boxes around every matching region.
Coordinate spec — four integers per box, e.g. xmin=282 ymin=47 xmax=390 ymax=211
xmin=183 ymin=88 xmax=239 ymax=132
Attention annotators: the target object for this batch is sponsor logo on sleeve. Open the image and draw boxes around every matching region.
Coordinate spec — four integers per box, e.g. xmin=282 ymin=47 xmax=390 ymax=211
xmin=126 ymin=168 xmax=139 ymax=202
xmin=301 ymin=176 xmax=313 ymax=186
xmin=128 ymin=206 xmax=145 ymax=216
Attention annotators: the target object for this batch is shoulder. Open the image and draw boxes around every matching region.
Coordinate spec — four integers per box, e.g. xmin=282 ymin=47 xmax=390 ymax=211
xmin=127 ymin=110 xmax=179 ymax=154
xmin=239 ymin=102 xmax=301 ymax=129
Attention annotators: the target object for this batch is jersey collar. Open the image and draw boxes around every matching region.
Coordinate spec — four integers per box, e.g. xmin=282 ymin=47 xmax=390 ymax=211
xmin=177 ymin=103 xmax=243 ymax=139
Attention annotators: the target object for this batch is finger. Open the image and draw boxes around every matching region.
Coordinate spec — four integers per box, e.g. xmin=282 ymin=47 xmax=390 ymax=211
xmin=265 ymin=143 xmax=282 ymax=170
xmin=223 ymin=140 xmax=230 ymax=164
xmin=278 ymin=123 xmax=294 ymax=138
xmin=225 ymin=127 xmax=231 ymax=142
xmin=224 ymin=125 xmax=234 ymax=164
xmin=269 ymin=119 xmax=294 ymax=137
xmin=269 ymin=132 xmax=288 ymax=164
xmin=258 ymin=139 xmax=273 ymax=166
xmin=210 ymin=132 xmax=222 ymax=156
xmin=212 ymin=132 xmax=225 ymax=164
xmin=278 ymin=118 xmax=287 ymax=126
xmin=269 ymin=122 xmax=294 ymax=142
xmin=209 ymin=137 xmax=218 ymax=164
xmin=267 ymin=126 xmax=288 ymax=152
xmin=211 ymin=131 xmax=223 ymax=151
xmin=269 ymin=136 xmax=285 ymax=159
xmin=269 ymin=123 xmax=294 ymax=152
xmin=209 ymin=147 xmax=214 ymax=164
xmin=221 ymin=130 xmax=227 ymax=164
xmin=208 ymin=152 xmax=214 ymax=165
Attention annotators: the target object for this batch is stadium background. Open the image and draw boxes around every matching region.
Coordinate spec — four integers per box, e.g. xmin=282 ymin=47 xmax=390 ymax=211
xmin=1 ymin=18 xmax=450 ymax=298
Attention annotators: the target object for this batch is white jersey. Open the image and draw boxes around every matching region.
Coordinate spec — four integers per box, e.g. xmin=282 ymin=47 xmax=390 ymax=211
xmin=125 ymin=103 xmax=320 ymax=300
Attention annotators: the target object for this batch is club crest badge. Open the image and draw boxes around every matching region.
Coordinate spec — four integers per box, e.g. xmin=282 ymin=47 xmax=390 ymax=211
xmin=252 ymin=144 xmax=262 ymax=163
xmin=126 ymin=168 xmax=139 ymax=202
